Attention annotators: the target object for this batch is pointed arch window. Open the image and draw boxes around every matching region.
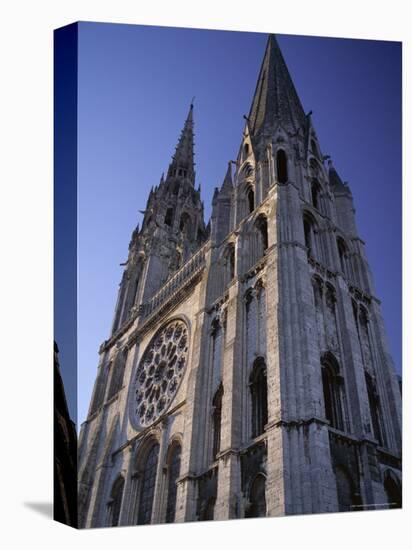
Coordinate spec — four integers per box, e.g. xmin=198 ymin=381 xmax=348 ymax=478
xmin=243 ymin=143 xmax=250 ymax=159
xmin=312 ymin=276 xmax=323 ymax=308
xmin=311 ymin=179 xmax=321 ymax=211
xmin=276 ymin=149 xmax=288 ymax=184
xmin=212 ymin=384 xmax=223 ymax=460
xmin=337 ymin=237 xmax=349 ymax=278
xmin=303 ymin=211 xmax=317 ymax=259
xmin=107 ymin=349 xmax=127 ymax=400
xmin=321 ymin=354 xmax=344 ymax=431
xmin=365 ymin=371 xmax=384 ymax=446
xmin=223 ymin=243 xmax=235 ymax=285
xmin=250 ymin=358 xmax=268 ymax=438
xmin=245 ymin=474 xmax=266 ymax=518
xmin=164 ymin=208 xmax=174 ymax=226
xmin=247 ymin=186 xmax=255 ymax=214
xmin=137 ymin=443 xmax=159 ymax=525
xmin=255 ymin=214 xmax=268 ymax=256
xmin=165 ymin=443 xmax=182 ymax=523
xmin=107 ymin=476 xmax=125 ymax=526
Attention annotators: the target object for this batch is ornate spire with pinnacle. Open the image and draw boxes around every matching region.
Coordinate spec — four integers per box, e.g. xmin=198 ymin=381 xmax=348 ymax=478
xmin=248 ymin=35 xmax=307 ymax=138
xmin=167 ymin=101 xmax=195 ymax=185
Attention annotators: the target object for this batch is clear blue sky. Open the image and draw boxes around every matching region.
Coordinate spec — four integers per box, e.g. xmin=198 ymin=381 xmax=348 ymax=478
xmin=76 ymin=22 xmax=401 ymax=426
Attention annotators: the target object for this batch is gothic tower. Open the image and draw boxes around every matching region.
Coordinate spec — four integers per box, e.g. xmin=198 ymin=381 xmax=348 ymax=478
xmin=78 ymin=35 xmax=402 ymax=528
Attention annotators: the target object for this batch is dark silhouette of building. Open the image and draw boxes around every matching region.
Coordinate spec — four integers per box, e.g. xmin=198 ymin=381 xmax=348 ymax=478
xmin=54 ymin=342 xmax=78 ymax=527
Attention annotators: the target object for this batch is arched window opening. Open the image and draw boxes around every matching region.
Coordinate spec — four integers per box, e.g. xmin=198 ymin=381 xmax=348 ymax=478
xmin=224 ymin=243 xmax=235 ymax=284
xmin=312 ymin=276 xmax=323 ymax=308
xmin=165 ymin=444 xmax=182 ymax=523
xmin=311 ymin=180 xmax=321 ymax=211
xmin=245 ymin=474 xmax=266 ymax=518
xmin=359 ymin=306 xmax=368 ymax=329
xmin=304 ymin=218 xmax=312 ymax=251
xmin=212 ymin=384 xmax=223 ymax=460
xmin=335 ymin=466 xmax=360 ymax=512
xmin=164 ymin=208 xmax=174 ymax=226
xmin=255 ymin=215 xmax=268 ymax=255
xmin=243 ymin=143 xmax=250 ymax=158
xmin=303 ymin=212 xmax=317 ymax=259
xmin=325 ymin=284 xmax=336 ymax=311
xmin=229 ymin=246 xmax=235 ymax=280
xmin=276 ymin=149 xmax=288 ymax=184
xmin=337 ymin=237 xmax=349 ymax=278
xmin=250 ymin=359 xmax=268 ymax=438
xmin=137 ymin=443 xmax=160 ymax=525
xmin=107 ymin=476 xmax=124 ymax=526
xmin=365 ymin=372 xmax=384 ymax=446
xmin=179 ymin=212 xmax=191 ymax=233
xmin=107 ymin=349 xmax=127 ymax=400
xmin=247 ymin=186 xmax=255 ymax=214
xmin=321 ymin=354 xmax=344 ymax=431
xmin=384 ymin=471 xmax=402 ymax=509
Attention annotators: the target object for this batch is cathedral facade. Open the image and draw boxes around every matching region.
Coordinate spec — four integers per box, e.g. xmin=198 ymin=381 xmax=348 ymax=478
xmin=78 ymin=35 xmax=402 ymax=528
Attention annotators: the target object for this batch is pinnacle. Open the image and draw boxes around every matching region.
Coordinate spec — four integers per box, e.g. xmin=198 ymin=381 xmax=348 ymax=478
xmin=221 ymin=161 xmax=233 ymax=193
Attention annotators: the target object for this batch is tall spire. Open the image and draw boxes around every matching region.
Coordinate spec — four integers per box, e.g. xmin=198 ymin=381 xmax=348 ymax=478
xmin=167 ymin=101 xmax=195 ymax=185
xmin=248 ymin=35 xmax=306 ymax=138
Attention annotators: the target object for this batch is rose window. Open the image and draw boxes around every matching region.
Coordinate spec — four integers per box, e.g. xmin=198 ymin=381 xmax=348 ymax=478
xmin=132 ymin=320 xmax=189 ymax=428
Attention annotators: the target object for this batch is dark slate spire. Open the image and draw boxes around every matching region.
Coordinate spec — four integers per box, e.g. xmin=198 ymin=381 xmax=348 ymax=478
xmin=167 ymin=102 xmax=195 ymax=185
xmin=248 ymin=35 xmax=306 ymax=138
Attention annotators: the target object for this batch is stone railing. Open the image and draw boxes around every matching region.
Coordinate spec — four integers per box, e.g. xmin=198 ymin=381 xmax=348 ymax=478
xmin=100 ymin=244 xmax=208 ymax=352
xmin=138 ymin=244 xmax=207 ymax=320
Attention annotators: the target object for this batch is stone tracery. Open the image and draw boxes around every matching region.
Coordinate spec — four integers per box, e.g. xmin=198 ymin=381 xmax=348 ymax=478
xmin=132 ymin=319 xmax=189 ymax=428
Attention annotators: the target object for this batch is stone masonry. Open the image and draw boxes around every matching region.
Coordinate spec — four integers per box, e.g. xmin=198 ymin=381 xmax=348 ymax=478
xmin=78 ymin=35 xmax=402 ymax=528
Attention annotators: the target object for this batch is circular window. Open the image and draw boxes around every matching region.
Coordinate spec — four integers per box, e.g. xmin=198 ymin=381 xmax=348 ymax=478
xmin=131 ymin=320 xmax=189 ymax=428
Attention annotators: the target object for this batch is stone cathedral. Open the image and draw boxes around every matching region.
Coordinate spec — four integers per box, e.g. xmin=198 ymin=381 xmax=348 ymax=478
xmin=78 ymin=35 xmax=402 ymax=528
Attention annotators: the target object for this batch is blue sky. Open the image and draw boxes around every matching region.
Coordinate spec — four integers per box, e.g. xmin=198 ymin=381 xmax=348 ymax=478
xmin=76 ymin=23 xmax=401 ymax=426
